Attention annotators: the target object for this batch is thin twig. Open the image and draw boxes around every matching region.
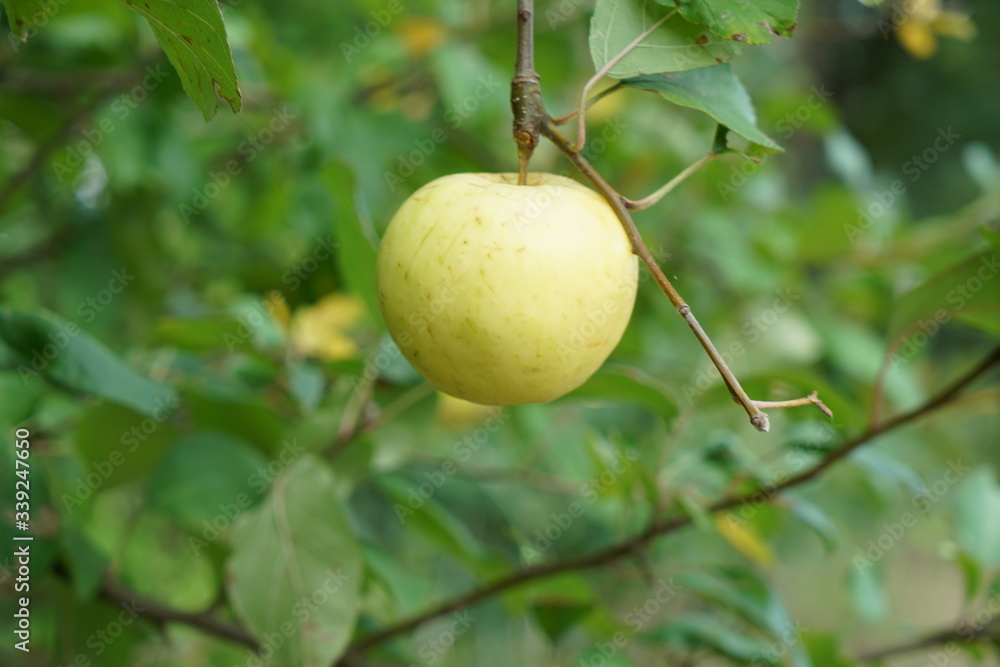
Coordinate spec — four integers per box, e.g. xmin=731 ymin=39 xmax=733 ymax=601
xmin=624 ymin=152 xmax=721 ymax=211
xmin=344 ymin=346 xmax=1000 ymax=657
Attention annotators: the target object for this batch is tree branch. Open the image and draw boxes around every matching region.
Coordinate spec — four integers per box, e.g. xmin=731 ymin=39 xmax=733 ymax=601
xmin=96 ymin=572 xmax=259 ymax=650
xmin=857 ymin=617 xmax=1000 ymax=663
xmin=344 ymin=345 xmax=1000 ymax=657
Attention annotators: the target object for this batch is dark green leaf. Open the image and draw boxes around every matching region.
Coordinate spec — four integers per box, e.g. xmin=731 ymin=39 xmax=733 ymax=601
xmin=0 ymin=309 xmax=178 ymax=417
xmin=532 ymin=601 xmax=593 ymax=643
xmin=888 ymin=250 xmax=1000 ymax=341
xmin=59 ymin=528 xmax=109 ymax=599
xmin=563 ymin=365 xmax=678 ymax=422
xmin=74 ymin=401 xmax=181 ymax=489
xmin=120 ymin=0 xmax=241 ymax=121
xmin=623 ymin=64 xmax=781 ymax=151
xmin=148 ymin=432 xmax=270 ymax=524
xmin=229 ymin=456 xmax=362 ymax=666
xmin=644 ymin=612 xmax=772 ymax=661
xmin=323 ymin=160 xmax=382 ymax=324
xmin=590 ymin=0 xmax=740 ymax=77
xmin=667 ymin=0 xmax=800 ymax=45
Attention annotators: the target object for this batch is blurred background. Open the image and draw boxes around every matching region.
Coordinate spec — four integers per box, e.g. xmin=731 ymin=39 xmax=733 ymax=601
xmin=1 ymin=0 xmax=999 ymax=665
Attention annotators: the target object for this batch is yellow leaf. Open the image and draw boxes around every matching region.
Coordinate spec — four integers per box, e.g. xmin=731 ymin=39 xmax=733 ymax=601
xmin=714 ymin=513 xmax=775 ymax=568
xmin=266 ymin=290 xmax=291 ymax=329
xmin=397 ymin=17 xmax=448 ymax=58
xmin=931 ymin=11 xmax=977 ymax=40
xmin=289 ymin=294 xmax=365 ymax=361
xmin=897 ymin=22 xmax=938 ymax=59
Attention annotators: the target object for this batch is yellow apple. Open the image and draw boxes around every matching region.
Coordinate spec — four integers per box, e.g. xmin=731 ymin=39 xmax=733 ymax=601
xmin=376 ymin=172 xmax=638 ymax=405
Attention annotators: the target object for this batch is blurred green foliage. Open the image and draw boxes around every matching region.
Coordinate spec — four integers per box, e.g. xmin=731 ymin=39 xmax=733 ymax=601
xmin=1 ymin=0 xmax=999 ymax=665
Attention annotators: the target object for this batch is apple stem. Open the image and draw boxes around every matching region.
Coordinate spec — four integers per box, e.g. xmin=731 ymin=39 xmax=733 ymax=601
xmin=512 ymin=0 xmax=830 ymax=432
xmin=511 ymin=0 xmax=542 ymax=186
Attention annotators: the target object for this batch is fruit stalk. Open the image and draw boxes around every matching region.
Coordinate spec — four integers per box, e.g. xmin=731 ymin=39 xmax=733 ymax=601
xmin=511 ymin=0 xmax=543 ymax=186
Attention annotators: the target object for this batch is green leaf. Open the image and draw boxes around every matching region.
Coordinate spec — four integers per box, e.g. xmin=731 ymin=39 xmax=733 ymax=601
xmin=152 ymin=316 xmax=245 ymax=350
xmin=644 ymin=612 xmax=772 ymax=661
xmin=955 ymin=467 xmax=1000 ymax=569
xmin=1 ymin=0 xmax=42 ymax=40
xmin=120 ymin=0 xmax=241 ymax=121
xmin=803 ymin=632 xmax=854 ymax=667
xmin=888 ymin=250 xmax=1000 ymax=341
xmin=323 ymin=161 xmax=382 ymax=324
xmin=590 ymin=0 xmax=740 ymax=77
xmin=667 ymin=0 xmax=800 ymax=45
xmin=148 ymin=432 xmax=270 ymax=525
xmin=563 ymin=365 xmax=678 ymax=422
xmin=622 ymin=64 xmax=781 ymax=151
xmin=848 ymin=561 xmax=887 ymax=622
xmin=531 ymin=601 xmax=593 ymax=643
xmin=0 ymin=308 xmax=178 ymax=417
xmin=229 ymin=456 xmax=362 ymax=667
xmin=956 ymin=550 xmax=981 ymax=601
xmin=59 ymin=527 xmax=109 ymax=599
xmin=784 ymin=492 xmax=840 ymax=553
xmin=74 ymin=401 xmax=181 ymax=489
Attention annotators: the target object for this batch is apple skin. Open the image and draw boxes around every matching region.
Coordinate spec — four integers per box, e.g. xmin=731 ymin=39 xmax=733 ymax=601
xmin=376 ymin=172 xmax=638 ymax=405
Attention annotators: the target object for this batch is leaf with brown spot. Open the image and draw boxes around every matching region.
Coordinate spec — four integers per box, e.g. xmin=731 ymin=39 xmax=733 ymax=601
xmin=2 ymin=0 xmax=48 ymax=41
xmin=120 ymin=0 xmax=242 ymax=121
xmin=658 ymin=0 xmax=799 ymax=45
